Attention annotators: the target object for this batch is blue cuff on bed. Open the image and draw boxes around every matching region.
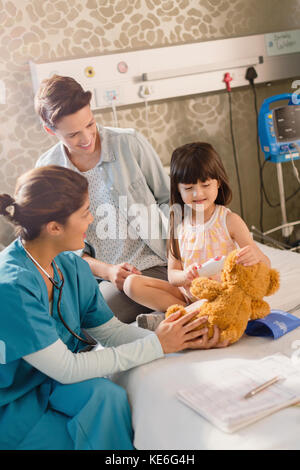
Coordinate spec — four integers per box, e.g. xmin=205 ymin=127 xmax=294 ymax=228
xmin=245 ymin=309 xmax=300 ymax=339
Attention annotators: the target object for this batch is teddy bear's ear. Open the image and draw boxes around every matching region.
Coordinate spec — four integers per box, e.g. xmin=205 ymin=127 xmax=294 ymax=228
xmin=266 ymin=269 xmax=280 ymax=296
xmin=224 ymin=249 xmax=238 ymax=273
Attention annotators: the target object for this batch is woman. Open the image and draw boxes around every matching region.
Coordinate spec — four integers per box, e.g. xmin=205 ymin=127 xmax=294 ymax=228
xmin=34 ymin=74 xmax=170 ymax=323
xmin=0 ymin=165 xmax=222 ymax=450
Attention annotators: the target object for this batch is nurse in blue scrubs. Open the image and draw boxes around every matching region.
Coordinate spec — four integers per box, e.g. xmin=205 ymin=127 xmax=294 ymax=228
xmin=0 ymin=165 xmax=219 ymax=450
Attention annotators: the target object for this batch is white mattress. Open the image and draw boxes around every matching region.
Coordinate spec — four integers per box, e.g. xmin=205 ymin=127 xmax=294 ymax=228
xmin=112 ymin=244 xmax=300 ymax=450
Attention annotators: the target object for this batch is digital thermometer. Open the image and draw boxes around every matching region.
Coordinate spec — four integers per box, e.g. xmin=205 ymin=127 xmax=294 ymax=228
xmin=196 ymin=256 xmax=226 ymax=277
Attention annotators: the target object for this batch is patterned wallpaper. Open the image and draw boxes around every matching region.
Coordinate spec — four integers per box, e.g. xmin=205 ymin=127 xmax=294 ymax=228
xmin=0 ymin=0 xmax=300 ymax=246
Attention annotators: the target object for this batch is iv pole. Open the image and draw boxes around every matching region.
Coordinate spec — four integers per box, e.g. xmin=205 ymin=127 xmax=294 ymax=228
xmin=276 ymin=162 xmax=294 ymax=238
xmin=255 ymin=94 xmax=300 ymax=244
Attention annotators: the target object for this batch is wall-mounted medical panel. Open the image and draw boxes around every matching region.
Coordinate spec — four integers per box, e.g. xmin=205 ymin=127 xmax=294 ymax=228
xmin=30 ymin=29 xmax=300 ymax=111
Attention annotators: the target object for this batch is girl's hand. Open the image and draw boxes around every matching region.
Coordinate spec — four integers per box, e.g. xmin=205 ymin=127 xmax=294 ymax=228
xmin=236 ymin=245 xmax=261 ymax=266
xmin=155 ymin=309 xmax=229 ymax=354
xmin=184 ymin=263 xmax=200 ymax=287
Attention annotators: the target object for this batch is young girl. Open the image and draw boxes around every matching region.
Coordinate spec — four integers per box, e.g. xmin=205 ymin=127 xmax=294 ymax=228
xmin=124 ymin=142 xmax=270 ymax=328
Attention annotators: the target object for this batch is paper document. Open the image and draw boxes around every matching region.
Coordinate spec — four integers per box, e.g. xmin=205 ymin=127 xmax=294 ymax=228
xmin=177 ymin=354 xmax=300 ymax=433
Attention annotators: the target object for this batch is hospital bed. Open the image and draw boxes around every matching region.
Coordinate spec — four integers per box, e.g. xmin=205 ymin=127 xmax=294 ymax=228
xmin=112 ymin=243 xmax=300 ymax=450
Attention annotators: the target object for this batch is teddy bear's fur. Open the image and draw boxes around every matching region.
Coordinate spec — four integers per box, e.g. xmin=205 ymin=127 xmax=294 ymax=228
xmin=166 ymin=249 xmax=280 ymax=345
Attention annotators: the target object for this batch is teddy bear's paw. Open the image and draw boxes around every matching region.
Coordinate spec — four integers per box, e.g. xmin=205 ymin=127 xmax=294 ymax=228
xmin=165 ymin=304 xmax=186 ymax=318
xmin=190 ymin=277 xmax=222 ymax=300
xmin=250 ymin=299 xmax=270 ymax=319
xmin=190 ymin=277 xmax=208 ymax=291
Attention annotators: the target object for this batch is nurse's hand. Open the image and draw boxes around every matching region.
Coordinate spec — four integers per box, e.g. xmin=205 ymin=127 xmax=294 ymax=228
xmin=155 ymin=309 xmax=229 ymax=354
xmin=108 ymin=263 xmax=141 ymax=290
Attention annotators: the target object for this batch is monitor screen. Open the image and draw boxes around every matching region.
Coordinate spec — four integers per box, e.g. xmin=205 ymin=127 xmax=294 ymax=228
xmin=274 ymin=105 xmax=300 ymax=142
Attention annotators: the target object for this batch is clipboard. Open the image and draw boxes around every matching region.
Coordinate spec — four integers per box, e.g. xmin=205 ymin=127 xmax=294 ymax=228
xmin=177 ymin=353 xmax=300 ymax=433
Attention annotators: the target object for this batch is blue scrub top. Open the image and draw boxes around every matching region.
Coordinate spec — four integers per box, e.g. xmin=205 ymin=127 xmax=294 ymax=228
xmin=0 ymin=239 xmax=113 ymax=449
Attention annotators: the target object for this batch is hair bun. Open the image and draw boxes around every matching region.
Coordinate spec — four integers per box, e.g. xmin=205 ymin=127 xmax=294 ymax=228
xmin=0 ymin=194 xmax=16 ymax=218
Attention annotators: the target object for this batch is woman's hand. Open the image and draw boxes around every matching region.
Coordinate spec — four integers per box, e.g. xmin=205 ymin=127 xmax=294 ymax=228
xmin=108 ymin=263 xmax=141 ymax=290
xmin=155 ymin=309 xmax=229 ymax=354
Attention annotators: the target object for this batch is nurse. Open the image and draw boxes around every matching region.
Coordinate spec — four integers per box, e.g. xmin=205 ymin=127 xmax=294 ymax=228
xmin=0 ymin=165 xmax=223 ymax=450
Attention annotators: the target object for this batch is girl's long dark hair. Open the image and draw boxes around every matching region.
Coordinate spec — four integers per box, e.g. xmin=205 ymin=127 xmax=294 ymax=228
xmin=168 ymin=142 xmax=232 ymax=260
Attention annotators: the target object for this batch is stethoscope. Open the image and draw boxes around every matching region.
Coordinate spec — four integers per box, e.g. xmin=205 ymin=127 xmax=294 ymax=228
xmin=21 ymin=240 xmax=96 ymax=349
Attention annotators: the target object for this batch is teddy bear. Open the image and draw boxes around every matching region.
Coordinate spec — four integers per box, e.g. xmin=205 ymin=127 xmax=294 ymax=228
xmin=165 ymin=249 xmax=280 ymax=345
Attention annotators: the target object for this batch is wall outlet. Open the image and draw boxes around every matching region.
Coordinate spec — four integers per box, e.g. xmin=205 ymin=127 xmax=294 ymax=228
xmin=139 ymin=84 xmax=153 ymax=99
xmin=103 ymin=88 xmax=120 ymax=103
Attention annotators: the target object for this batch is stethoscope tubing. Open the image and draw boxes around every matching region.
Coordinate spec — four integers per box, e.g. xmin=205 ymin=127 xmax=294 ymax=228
xmin=21 ymin=240 xmax=96 ymax=347
xmin=51 ymin=272 xmax=96 ymax=346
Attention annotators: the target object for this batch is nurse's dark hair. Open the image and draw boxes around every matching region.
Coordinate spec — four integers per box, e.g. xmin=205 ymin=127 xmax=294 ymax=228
xmin=34 ymin=74 xmax=92 ymax=129
xmin=168 ymin=142 xmax=232 ymax=260
xmin=0 ymin=165 xmax=89 ymax=241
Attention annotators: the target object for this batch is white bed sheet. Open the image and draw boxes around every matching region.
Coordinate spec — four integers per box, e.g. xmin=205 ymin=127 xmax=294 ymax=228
xmin=112 ymin=244 xmax=300 ymax=450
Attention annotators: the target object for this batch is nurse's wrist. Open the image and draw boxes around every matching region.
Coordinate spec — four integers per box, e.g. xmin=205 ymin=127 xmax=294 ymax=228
xmin=82 ymin=254 xmax=111 ymax=281
xmin=94 ymin=261 xmax=114 ymax=281
xmin=106 ymin=263 xmax=115 ymax=283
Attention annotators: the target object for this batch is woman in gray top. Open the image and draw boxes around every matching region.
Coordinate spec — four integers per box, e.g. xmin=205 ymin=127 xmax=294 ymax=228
xmin=35 ymin=75 xmax=170 ymax=323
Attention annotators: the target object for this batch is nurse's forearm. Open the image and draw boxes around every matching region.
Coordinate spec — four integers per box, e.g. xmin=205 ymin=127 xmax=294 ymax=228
xmin=82 ymin=253 xmax=112 ymax=280
xmin=23 ymin=335 xmax=163 ymax=384
xmin=86 ymin=316 xmax=154 ymax=347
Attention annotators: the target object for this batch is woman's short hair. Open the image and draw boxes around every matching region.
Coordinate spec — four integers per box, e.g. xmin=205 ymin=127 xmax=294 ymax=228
xmin=0 ymin=165 xmax=89 ymax=241
xmin=34 ymin=75 xmax=92 ymax=129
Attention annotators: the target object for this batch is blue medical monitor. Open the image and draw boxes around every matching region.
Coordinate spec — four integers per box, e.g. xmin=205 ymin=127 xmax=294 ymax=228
xmin=258 ymin=94 xmax=300 ymax=163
